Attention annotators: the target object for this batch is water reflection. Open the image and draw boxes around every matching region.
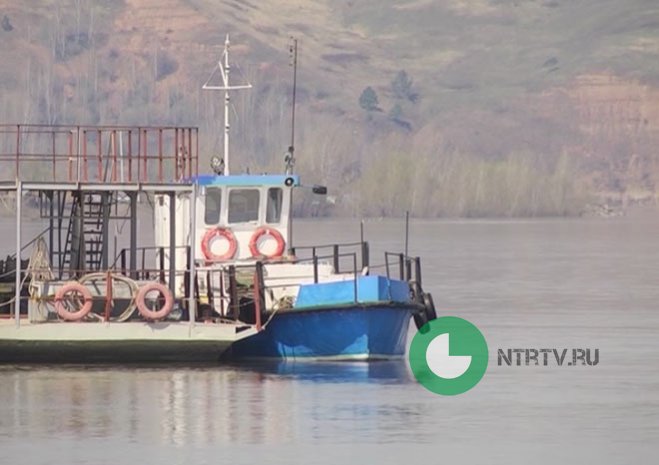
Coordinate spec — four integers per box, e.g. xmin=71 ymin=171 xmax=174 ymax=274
xmin=236 ymin=360 xmax=412 ymax=383
xmin=0 ymin=362 xmax=421 ymax=446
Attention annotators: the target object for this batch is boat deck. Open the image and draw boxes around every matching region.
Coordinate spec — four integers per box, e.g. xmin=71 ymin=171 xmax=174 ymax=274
xmin=0 ymin=319 xmax=257 ymax=363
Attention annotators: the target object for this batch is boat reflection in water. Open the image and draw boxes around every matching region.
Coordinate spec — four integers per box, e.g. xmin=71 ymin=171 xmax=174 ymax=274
xmin=237 ymin=359 xmax=412 ymax=383
xmin=1 ymin=362 xmax=422 ymax=450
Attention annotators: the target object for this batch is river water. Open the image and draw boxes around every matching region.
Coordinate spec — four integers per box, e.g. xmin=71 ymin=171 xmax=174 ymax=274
xmin=1 ymin=213 xmax=658 ymax=464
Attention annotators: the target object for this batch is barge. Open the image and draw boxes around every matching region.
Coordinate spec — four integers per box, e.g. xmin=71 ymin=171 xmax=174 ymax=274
xmin=0 ymin=36 xmax=436 ymax=363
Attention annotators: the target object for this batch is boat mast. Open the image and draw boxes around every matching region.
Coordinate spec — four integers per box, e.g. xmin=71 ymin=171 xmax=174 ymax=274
xmin=202 ymin=34 xmax=252 ymax=175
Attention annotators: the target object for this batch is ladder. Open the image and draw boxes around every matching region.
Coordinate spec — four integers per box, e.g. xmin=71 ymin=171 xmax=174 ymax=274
xmin=60 ymin=191 xmax=112 ymax=278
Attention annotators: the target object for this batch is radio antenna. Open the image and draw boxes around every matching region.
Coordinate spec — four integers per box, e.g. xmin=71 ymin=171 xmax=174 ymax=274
xmin=285 ymin=37 xmax=298 ymax=175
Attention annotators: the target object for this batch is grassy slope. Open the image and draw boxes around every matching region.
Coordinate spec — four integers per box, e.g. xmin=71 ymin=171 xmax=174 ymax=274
xmin=1 ymin=0 xmax=659 ymax=212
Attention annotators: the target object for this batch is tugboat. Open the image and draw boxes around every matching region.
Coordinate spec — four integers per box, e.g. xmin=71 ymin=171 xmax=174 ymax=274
xmin=168 ymin=35 xmax=437 ymax=360
xmin=177 ymin=168 xmax=436 ymax=360
xmin=0 ymin=36 xmax=436 ymax=363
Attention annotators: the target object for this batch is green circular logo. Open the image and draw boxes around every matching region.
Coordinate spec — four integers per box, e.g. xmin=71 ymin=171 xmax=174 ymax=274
xmin=409 ymin=316 xmax=488 ymax=396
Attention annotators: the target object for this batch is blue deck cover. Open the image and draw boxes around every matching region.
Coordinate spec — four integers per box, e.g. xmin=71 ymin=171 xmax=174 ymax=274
xmin=188 ymin=174 xmax=300 ymax=187
xmin=294 ymin=275 xmax=410 ymax=309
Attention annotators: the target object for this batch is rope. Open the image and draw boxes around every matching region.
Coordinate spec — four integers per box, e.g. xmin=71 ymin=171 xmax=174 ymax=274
xmin=260 ymin=305 xmax=281 ymax=329
xmin=0 ymin=237 xmax=52 ymax=309
xmin=79 ymin=272 xmax=139 ymax=322
xmin=9 ymin=226 xmax=49 ymax=259
xmin=0 ymin=268 xmax=19 ymax=279
xmin=0 ymin=272 xmax=30 ymax=309
xmin=258 ymin=293 xmax=293 ymax=329
xmin=27 ymin=237 xmax=54 ymax=281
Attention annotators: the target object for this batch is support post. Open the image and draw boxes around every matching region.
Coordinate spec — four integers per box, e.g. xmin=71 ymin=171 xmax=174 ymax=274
xmin=174 ymin=128 xmax=178 ymax=181
xmin=188 ymin=184 xmax=197 ymax=325
xmin=14 ymin=181 xmax=22 ymax=326
xmin=360 ymin=219 xmax=364 ymax=244
xmin=68 ymin=131 xmax=74 ymax=182
xmin=159 ymin=247 xmax=165 ymax=283
xmin=101 ymin=192 xmax=110 ymax=270
xmin=254 ymin=261 xmax=264 ymax=331
xmin=76 ymin=127 xmax=82 ymax=182
xmin=385 ymin=252 xmax=391 ymax=279
xmin=159 ymin=128 xmax=164 ymax=182
xmin=97 ymin=129 xmax=102 ymax=181
xmin=129 ymin=192 xmax=137 ymax=279
xmin=57 ymin=191 xmax=63 ymax=276
xmin=353 ymin=253 xmax=358 ymax=303
xmin=15 ymin=124 xmax=20 ymax=179
xmin=82 ymin=130 xmax=88 ymax=182
xmin=184 ymin=248 xmax=190 ymax=310
xmin=404 ymin=210 xmax=409 ymax=258
xmin=169 ymin=192 xmax=176 ymax=297
xmin=229 ymin=266 xmax=238 ymax=320
xmin=48 ymin=191 xmax=54 ymax=266
xmin=205 ymin=272 xmax=213 ymax=315
xmin=104 ymin=271 xmax=113 ymax=322
xmin=141 ymin=249 xmax=147 ymax=280
xmin=127 ymin=130 xmax=133 ymax=182
xmin=195 ymin=128 xmax=199 ymax=176
xmin=142 ymin=129 xmax=148 ymax=182
xmin=111 ymin=130 xmax=118 ymax=182
xmin=414 ymin=257 xmax=423 ymax=290
xmin=137 ymin=128 xmax=141 ymax=182
xmin=188 ymin=129 xmax=193 ymax=178
xmin=52 ymin=131 xmax=56 ymax=181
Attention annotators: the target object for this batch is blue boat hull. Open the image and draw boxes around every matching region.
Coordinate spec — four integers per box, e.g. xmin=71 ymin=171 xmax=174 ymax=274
xmin=227 ymin=304 xmax=414 ymax=360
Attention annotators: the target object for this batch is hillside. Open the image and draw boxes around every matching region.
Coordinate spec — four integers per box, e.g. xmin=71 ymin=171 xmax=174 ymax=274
xmin=1 ymin=0 xmax=659 ymax=216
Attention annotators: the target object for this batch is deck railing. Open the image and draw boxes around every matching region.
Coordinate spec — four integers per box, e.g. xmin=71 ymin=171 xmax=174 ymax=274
xmin=289 ymin=241 xmax=369 ymax=274
xmin=0 ymin=124 xmax=199 ymax=183
xmin=1 ymin=241 xmax=424 ymax=328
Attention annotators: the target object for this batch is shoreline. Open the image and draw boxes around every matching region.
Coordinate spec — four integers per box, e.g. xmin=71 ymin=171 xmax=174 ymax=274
xmin=1 ymin=201 xmax=656 ymax=220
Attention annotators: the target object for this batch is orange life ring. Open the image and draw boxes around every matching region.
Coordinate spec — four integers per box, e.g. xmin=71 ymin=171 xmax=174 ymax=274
xmin=55 ymin=282 xmax=93 ymax=321
xmin=249 ymin=226 xmax=286 ymax=258
xmin=136 ymin=282 xmax=174 ymax=321
xmin=201 ymin=227 xmax=237 ymax=261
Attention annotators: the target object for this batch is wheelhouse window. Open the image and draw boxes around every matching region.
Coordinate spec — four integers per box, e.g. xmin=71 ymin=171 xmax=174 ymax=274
xmin=228 ymin=189 xmax=260 ymax=223
xmin=266 ymin=188 xmax=283 ymax=224
xmin=204 ymin=188 xmax=222 ymax=225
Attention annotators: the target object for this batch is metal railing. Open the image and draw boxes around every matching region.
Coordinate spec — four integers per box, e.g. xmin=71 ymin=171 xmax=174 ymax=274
xmin=1 ymin=241 xmax=425 ymax=327
xmin=289 ymin=241 xmax=369 ymax=274
xmin=0 ymin=124 xmax=199 ymax=183
xmin=384 ymin=252 xmax=423 ymax=300
xmin=112 ymin=245 xmax=191 ymax=281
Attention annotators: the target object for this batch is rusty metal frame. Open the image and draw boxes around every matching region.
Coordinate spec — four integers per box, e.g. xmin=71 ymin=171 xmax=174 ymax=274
xmin=0 ymin=124 xmax=199 ymax=184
